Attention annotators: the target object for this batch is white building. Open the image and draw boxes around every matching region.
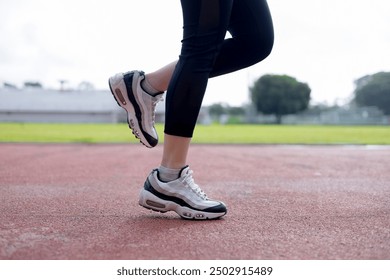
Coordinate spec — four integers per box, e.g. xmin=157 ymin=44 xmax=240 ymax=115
xmin=0 ymin=88 xmax=211 ymax=124
xmin=0 ymin=88 xmax=166 ymax=123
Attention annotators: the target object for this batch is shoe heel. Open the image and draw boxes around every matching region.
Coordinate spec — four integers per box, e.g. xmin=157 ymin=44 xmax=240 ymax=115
xmin=109 ymin=74 xmax=130 ymax=108
xmin=145 ymin=199 xmax=166 ymax=209
xmin=113 ymin=88 xmax=127 ymax=106
xmin=139 ymin=189 xmax=168 ymax=213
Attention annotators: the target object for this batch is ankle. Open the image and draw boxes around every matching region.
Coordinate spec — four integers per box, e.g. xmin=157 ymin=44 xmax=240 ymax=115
xmin=141 ymin=76 xmax=162 ymax=96
xmin=158 ymin=165 xmax=183 ymax=182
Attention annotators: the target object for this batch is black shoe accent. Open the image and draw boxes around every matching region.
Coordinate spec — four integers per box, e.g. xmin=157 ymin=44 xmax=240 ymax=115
xmin=144 ymin=178 xmax=226 ymax=214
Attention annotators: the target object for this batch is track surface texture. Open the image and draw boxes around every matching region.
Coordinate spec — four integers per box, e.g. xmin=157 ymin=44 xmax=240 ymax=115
xmin=0 ymin=143 xmax=389 ymax=260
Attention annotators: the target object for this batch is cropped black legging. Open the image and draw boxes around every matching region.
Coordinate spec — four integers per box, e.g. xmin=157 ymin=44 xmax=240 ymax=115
xmin=165 ymin=0 xmax=274 ymax=137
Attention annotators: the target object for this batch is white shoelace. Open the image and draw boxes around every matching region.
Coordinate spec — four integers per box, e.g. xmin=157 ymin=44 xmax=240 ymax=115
xmin=183 ymin=169 xmax=208 ymax=200
xmin=150 ymin=96 xmax=163 ymax=125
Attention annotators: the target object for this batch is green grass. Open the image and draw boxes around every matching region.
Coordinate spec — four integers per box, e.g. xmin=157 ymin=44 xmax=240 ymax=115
xmin=0 ymin=123 xmax=389 ymax=145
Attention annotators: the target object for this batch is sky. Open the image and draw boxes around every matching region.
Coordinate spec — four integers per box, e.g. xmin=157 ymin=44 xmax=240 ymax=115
xmin=0 ymin=0 xmax=389 ymax=106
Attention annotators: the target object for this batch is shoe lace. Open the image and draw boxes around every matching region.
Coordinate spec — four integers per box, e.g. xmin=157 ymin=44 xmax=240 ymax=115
xmin=183 ymin=169 xmax=208 ymax=200
xmin=151 ymin=96 xmax=164 ymax=125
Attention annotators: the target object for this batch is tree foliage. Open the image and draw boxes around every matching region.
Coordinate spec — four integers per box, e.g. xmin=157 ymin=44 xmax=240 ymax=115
xmin=250 ymin=74 xmax=311 ymax=123
xmin=354 ymin=72 xmax=390 ymax=115
xmin=208 ymin=103 xmax=226 ymax=117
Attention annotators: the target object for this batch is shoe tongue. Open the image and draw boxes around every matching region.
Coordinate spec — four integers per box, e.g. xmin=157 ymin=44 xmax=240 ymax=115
xmin=179 ymin=165 xmax=190 ymax=177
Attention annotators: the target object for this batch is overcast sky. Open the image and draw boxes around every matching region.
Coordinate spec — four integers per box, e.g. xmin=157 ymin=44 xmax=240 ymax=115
xmin=0 ymin=0 xmax=389 ymax=106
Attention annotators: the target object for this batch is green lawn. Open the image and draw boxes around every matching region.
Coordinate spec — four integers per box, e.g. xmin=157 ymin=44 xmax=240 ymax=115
xmin=0 ymin=123 xmax=389 ymax=145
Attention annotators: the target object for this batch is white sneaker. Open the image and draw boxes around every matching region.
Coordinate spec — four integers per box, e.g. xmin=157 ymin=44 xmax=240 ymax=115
xmin=139 ymin=166 xmax=227 ymax=220
xmin=108 ymin=70 xmax=163 ymax=148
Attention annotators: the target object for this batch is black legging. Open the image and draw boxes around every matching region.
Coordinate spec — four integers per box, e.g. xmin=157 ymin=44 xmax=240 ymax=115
xmin=165 ymin=0 xmax=274 ymax=137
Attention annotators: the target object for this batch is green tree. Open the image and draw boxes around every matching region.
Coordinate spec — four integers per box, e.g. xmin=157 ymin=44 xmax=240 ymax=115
xmin=250 ymin=74 xmax=311 ymax=123
xmin=208 ymin=103 xmax=227 ymax=118
xmin=354 ymin=72 xmax=390 ymax=115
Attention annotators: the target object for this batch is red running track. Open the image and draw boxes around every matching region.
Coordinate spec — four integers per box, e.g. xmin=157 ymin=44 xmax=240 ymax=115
xmin=0 ymin=143 xmax=389 ymax=259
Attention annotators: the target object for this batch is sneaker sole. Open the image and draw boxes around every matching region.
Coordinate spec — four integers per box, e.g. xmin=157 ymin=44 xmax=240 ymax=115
xmin=139 ymin=188 xmax=227 ymax=220
xmin=108 ymin=73 xmax=157 ymax=148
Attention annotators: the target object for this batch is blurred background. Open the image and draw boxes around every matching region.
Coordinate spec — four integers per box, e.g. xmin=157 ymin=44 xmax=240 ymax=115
xmin=0 ymin=0 xmax=389 ymax=125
